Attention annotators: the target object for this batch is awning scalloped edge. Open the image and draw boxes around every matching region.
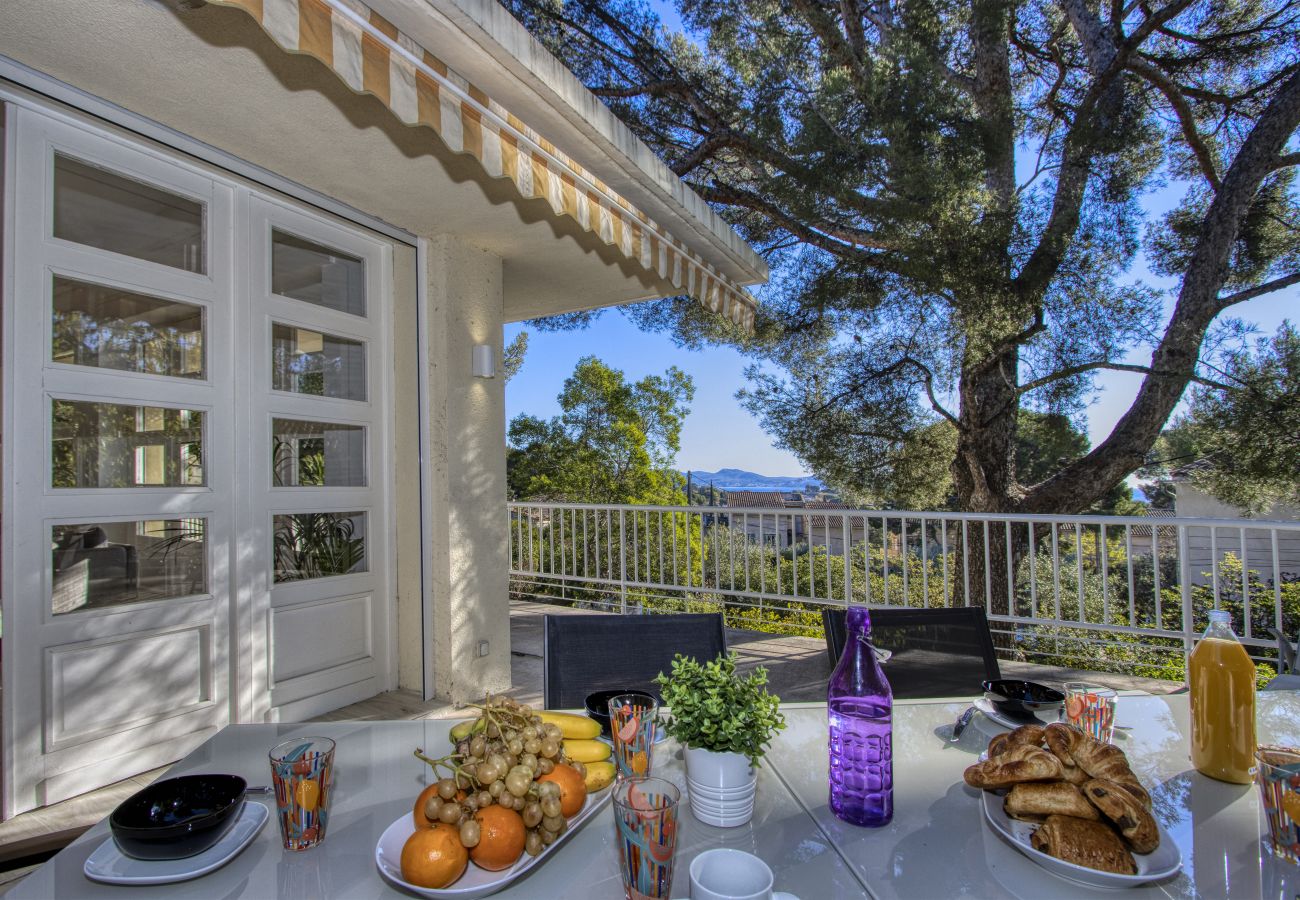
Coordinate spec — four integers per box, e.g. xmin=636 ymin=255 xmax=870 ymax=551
xmin=204 ymin=0 xmax=757 ymax=331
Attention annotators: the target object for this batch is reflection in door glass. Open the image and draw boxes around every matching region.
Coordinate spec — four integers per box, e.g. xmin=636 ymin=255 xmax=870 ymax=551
xmin=272 ymin=419 xmax=366 ymax=487
xmin=51 ymin=276 xmax=204 ymax=377
xmin=51 ymin=519 xmax=207 ymax=614
xmin=272 ymin=230 xmax=365 ymax=316
xmin=54 ymin=154 xmax=205 ymax=273
xmin=272 ymin=512 xmax=367 ymax=583
xmin=51 ymin=399 xmax=204 ymax=488
xmin=271 ymin=323 xmax=366 ymax=401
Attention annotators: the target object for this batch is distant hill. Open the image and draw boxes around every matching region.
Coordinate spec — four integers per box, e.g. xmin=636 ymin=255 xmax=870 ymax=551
xmin=683 ymin=468 xmax=823 ymax=493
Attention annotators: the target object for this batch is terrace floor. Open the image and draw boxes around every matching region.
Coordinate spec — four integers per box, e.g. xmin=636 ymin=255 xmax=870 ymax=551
xmin=0 ymin=599 xmax=1181 ymax=893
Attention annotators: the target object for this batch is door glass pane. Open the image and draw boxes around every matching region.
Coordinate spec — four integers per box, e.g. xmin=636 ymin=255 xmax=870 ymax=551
xmin=52 ymin=276 xmax=204 ymax=377
xmin=53 ymin=155 xmax=205 ymax=273
xmin=272 ymin=230 xmax=365 ymax=316
xmin=51 ymin=399 xmax=205 ymax=488
xmin=271 ymin=323 xmax=366 ymax=401
xmin=273 ymin=512 xmax=367 ymax=582
xmin=272 ymin=419 xmax=366 ymax=487
xmin=51 ymin=518 xmax=207 ymax=614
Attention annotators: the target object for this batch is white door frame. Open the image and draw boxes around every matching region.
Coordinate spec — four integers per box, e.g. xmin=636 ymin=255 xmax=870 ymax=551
xmin=1 ymin=85 xmax=413 ymax=815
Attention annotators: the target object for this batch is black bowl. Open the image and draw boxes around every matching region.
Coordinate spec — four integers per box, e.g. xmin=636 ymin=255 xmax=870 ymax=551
xmin=584 ymin=689 xmax=655 ymax=738
xmin=110 ymin=774 xmax=247 ymax=860
xmin=982 ymin=679 xmax=1065 ymax=718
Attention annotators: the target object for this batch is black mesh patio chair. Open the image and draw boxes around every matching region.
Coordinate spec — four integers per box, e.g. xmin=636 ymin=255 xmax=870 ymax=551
xmin=821 ymin=606 xmax=1001 ymax=699
xmin=543 ymin=613 xmax=727 ymax=709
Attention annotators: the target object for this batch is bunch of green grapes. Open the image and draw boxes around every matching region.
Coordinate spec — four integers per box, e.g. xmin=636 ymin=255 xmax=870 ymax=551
xmin=417 ymin=696 xmax=587 ymax=855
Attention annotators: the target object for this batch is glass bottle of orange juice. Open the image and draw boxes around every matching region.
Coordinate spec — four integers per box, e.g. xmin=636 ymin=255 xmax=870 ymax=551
xmin=1188 ymin=610 xmax=1256 ymax=784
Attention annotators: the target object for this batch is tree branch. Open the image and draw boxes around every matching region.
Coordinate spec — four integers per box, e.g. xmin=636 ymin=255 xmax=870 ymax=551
xmin=1016 ymin=361 xmax=1234 ymax=396
xmin=1217 ymin=272 xmax=1300 ymax=309
xmin=1128 ymin=59 xmax=1220 ymax=189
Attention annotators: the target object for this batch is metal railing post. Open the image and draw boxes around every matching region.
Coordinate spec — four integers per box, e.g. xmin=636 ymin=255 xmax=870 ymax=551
xmin=619 ymin=508 xmax=628 ymax=615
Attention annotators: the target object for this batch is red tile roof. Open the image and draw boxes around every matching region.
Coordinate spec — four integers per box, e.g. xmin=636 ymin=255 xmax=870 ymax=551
xmin=724 ymin=491 xmax=788 ymax=509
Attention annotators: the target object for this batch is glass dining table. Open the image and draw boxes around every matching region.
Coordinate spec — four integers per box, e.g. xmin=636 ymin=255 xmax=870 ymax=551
xmin=11 ymin=690 xmax=1300 ymax=899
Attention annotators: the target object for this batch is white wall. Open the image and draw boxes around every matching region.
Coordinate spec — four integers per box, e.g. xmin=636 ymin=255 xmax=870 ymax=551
xmin=422 ymin=234 xmax=511 ymax=702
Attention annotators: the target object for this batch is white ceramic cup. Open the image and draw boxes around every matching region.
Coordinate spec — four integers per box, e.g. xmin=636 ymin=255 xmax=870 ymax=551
xmin=689 ymin=848 xmax=773 ymax=900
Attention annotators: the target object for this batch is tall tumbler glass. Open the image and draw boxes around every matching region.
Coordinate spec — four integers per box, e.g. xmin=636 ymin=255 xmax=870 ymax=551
xmin=609 ymin=691 xmax=658 ymax=778
xmin=270 ymin=736 xmax=335 ymax=851
xmin=612 ymin=776 xmax=680 ymax=900
xmin=1256 ymin=745 xmax=1300 ymax=863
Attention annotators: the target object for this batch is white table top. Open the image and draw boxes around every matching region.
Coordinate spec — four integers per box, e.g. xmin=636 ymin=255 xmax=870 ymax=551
xmin=769 ymin=691 xmax=1300 ymax=900
xmin=12 ymin=692 xmax=1300 ymax=899
xmin=9 ymin=719 xmax=863 ymax=899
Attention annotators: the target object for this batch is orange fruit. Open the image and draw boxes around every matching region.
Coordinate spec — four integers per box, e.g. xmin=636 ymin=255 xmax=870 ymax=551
xmin=294 ymin=780 xmax=320 ymax=812
xmin=413 ymin=783 xmax=441 ymax=828
xmin=538 ymin=763 xmax=587 ymax=817
xmin=469 ymin=804 xmax=526 ymax=871
xmin=400 ymin=822 xmax=468 ymax=889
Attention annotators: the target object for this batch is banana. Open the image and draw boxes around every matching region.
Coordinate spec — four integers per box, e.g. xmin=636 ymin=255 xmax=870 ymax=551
xmin=583 ymin=760 xmax=616 ymax=793
xmin=562 ymin=738 xmax=612 ymax=763
xmin=449 ymin=718 xmax=484 ymax=743
xmin=538 ymin=711 xmax=602 ymax=740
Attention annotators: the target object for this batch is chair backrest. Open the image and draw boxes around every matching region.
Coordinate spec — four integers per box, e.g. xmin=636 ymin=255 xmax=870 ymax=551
xmin=821 ymin=606 xmax=1001 ymax=699
xmin=543 ymin=613 xmax=727 ymax=709
xmin=1269 ymin=627 xmax=1298 ymax=675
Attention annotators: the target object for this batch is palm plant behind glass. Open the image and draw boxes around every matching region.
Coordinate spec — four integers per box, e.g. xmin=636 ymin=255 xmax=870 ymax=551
xmin=271 ymin=436 xmax=365 ymax=582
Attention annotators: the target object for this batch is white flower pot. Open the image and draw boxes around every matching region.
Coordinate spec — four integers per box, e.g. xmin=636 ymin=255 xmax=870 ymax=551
xmin=685 ymin=746 xmax=757 ymax=827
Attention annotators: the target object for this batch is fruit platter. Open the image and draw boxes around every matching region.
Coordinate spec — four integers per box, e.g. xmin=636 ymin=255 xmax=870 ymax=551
xmin=375 ymin=696 xmax=617 ymax=898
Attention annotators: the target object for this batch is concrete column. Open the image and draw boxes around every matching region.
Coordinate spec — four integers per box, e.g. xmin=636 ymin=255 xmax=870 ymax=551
xmin=416 ymin=233 xmax=511 ymax=703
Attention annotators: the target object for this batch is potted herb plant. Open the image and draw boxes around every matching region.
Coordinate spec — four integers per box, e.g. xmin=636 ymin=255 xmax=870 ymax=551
xmin=654 ymin=652 xmax=786 ymax=826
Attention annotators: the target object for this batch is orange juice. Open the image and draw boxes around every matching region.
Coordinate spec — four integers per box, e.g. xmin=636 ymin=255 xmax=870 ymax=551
xmin=1188 ymin=611 xmax=1256 ymax=784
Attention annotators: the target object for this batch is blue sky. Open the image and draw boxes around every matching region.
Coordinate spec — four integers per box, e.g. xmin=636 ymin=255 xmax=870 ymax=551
xmin=505 ymin=3 xmax=1297 ymax=478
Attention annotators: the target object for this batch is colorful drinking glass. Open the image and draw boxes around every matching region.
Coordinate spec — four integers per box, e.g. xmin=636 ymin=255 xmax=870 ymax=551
xmin=269 ymin=736 xmax=335 ymax=851
xmin=1256 ymin=745 xmax=1300 ymax=863
xmin=609 ymin=692 xmax=658 ymax=778
xmin=612 ymin=776 xmax=680 ymax=900
xmin=1063 ymin=682 xmax=1117 ymax=743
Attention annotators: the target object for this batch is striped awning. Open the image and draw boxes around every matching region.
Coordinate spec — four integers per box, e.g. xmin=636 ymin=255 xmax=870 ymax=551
xmin=206 ymin=0 xmax=757 ymax=330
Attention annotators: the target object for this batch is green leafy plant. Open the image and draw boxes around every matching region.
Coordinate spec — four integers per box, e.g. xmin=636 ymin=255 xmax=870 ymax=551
xmin=654 ymin=653 xmax=786 ymax=767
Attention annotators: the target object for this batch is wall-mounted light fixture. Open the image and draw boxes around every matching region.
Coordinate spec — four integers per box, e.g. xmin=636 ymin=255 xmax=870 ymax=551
xmin=472 ymin=345 xmax=496 ymax=379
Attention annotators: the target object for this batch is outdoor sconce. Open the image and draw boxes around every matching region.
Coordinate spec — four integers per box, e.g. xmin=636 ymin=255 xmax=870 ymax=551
xmin=472 ymin=344 xmax=496 ymax=378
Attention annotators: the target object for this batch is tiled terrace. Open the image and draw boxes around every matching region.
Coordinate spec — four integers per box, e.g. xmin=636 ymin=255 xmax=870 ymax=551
xmin=0 ymin=599 xmax=1180 ymax=893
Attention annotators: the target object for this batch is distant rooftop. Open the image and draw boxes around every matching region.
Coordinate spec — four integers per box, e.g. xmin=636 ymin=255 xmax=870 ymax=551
xmin=724 ymin=491 xmax=788 ymax=508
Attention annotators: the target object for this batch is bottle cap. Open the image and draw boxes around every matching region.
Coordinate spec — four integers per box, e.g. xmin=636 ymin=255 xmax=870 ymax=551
xmin=1208 ymin=610 xmax=1231 ymax=625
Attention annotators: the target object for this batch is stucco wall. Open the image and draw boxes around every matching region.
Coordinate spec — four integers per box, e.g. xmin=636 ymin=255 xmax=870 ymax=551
xmin=423 ymin=234 xmax=511 ymax=702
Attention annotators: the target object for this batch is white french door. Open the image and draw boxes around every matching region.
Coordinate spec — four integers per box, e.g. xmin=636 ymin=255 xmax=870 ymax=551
xmin=3 ymin=107 xmax=235 ymax=815
xmin=240 ymin=196 xmax=393 ymax=723
xmin=2 ymin=101 xmax=395 ymax=817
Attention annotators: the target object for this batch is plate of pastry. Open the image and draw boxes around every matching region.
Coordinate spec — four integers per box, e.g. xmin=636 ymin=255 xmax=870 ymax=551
xmin=965 ymin=723 xmax=1181 ymax=889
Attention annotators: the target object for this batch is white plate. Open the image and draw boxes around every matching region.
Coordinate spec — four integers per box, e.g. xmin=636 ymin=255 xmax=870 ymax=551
xmin=980 ymin=789 xmax=1181 ymax=889
xmin=83 ymin=800 xmax=269 ymax=886
xmin=375 ymin=787 xmax=614 ymax=899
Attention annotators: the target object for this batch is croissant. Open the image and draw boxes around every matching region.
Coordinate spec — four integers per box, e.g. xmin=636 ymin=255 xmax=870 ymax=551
xmin=1083 ymin=779 xmax=1160 ymax=854
xmin=1003 ymin=782 xmax=1101 ymax=822
xmin=964 ymin=744 xmax=1065 ymax=790
xmin=1030 ymin=814 xmax=1137 ymax=875
xmin=1044 ymin=724 xmax=1151 ymax=808
xmin=988 ymin=723 xmax=1047 ymax=758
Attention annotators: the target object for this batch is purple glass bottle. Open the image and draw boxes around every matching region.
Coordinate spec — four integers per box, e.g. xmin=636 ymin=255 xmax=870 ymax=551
xmin=828 ymin=605 xmax=893 ymax=826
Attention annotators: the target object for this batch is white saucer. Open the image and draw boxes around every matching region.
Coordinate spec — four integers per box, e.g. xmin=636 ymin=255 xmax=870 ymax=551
xmin=84 ymin=800 xmax=268 ymax=885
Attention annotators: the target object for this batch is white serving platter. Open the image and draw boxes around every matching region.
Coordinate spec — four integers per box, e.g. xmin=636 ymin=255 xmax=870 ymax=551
xmin=375 ymin=787 xmax=613 ymax=899
xmin=84 ymin=800 xmax=269 ymax=886
xmin=980 ymin=789 xmax=1181 ymax=889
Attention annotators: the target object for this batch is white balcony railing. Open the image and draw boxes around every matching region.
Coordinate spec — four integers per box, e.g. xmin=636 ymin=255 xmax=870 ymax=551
xmin=508 ymin=502 xmax=1300 ymax=678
